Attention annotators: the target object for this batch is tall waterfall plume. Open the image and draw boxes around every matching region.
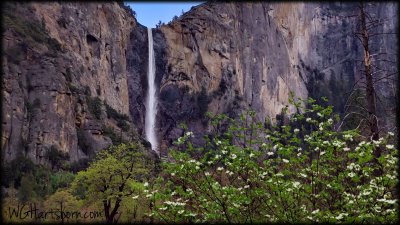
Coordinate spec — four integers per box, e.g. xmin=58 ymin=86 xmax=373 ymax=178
xmin=145 ymin=28 xmax=159 ymax=153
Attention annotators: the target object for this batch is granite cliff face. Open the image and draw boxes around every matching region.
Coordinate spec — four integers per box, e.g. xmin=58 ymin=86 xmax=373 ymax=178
xmin=2 ymin=2 xmax=138 ymax=163
xmin=2 ymin=2 xmax=397 ymax=162
xmin=148 ymin=2 xmax=397 ymax=154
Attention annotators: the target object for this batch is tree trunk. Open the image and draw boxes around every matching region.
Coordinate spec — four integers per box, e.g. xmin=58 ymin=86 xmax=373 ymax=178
xmin=359 ymin=3 xmax=382 ymax=176
xmin=360 ymin=3 xmax=380 ymax=144
xmin=103 ymin=199 xmax=121 ymax=223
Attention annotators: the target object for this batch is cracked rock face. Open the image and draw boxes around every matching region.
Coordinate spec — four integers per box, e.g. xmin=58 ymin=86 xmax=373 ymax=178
xmin=2 ymin=2 xmax=397 ymax=162
xmin=150 ymin=2 xmax=397 ymax=153
xmin=2 ymin=2 xmax=137 ymax=163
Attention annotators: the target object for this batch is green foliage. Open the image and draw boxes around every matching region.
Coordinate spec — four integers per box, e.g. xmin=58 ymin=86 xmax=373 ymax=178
xmin=71 ymin=142 xmax=154 ymax=222
xmin=105 ymin=102 xmax=130 ymax=132
xmin=2 ymin=155 xmax=35 ymax=188
xmin=86 ymin=96 xmax=103 ymax=119
xmin=146 ymin=97 xmax=398 ymax=223
xmin=69 ymin=158 xmax=91 ymax=173
xmin=102 ymin=125 xmax=122 ymax=145
xmin=49 ymin=171 xmax=75 ymax=194
xmin=197 ymin=87 xmax=210 ymax=118
xmin=17 ymin=174 xmax=37 ymax=203
xmin=45 ymin=145 xmax=69 ymax=170
xmin=43 ymin=190 xmax=85 ymax=223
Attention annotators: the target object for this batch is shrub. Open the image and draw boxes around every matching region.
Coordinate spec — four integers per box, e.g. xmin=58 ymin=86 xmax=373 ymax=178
xmin=2 ymin=155 xmax=35 ymax=188
xmin=49 ymin=171 xmax=75 ymax=194
xmin=105 ymin=102 xmax=130 ymax=131
xmin=86 ymin=96 xmax=103 ymax=119
xmin=45 ymin=145 xmax=69 ymax=170
xmin=145 ymin=97 xmax=398 ymax=223
xmin=69 ymin=158 xmax=91 ymax=173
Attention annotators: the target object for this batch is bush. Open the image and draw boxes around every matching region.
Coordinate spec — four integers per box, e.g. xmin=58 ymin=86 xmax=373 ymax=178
xmin=69 ymin=158 xmax=91 ymax=173
xmin=86 ymin=96 xmax=103 ymax=119
xmin=102 ymin=125 xmax=121 ymax=145
xmin=45 ymin=145 xmax=69 ymax=170
xmin=197 ymin=87 xmax=210 ymax=118
xmin=2 ymin=155 xmax=35 ymax=188
xmin=145 ymin=97 xmax=398 ymax=223
xmin=105 ymin=103 xmax=130 ymax=131
xmin=49 ymin=171 xmax=75 ymax=194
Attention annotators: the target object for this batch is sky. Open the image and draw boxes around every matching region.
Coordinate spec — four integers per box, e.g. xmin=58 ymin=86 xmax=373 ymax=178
xmin=126 ymin=2 xmax=203 ymax=28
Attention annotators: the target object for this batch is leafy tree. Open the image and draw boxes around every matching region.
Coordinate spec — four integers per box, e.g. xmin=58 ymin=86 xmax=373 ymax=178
xmin=17 ymin=174 xmax=37 ymax=203
xmin=72 ymin=142 xmax=154 ymax=223
xmin=145 ymin=97 xmax=397 ymax=223
xmin=44 ymin=190 xmax=84 ymax=223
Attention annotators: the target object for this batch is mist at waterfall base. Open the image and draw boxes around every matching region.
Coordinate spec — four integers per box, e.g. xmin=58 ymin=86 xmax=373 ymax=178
xmin=145 ymin=28 xmax=159 ymax=154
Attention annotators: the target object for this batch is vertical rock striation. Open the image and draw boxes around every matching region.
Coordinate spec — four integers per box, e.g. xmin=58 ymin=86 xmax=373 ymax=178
xmin=2 ymin=2 xmax=137 ymax=163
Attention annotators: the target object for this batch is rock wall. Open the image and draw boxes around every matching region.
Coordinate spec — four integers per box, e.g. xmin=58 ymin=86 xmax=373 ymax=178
xmin=155 ymin=2 xmax=309 ymax=152
xmin=2 ymin=2 xmax=397 ymax=162
xmin=151 ymin=2 xmax=397 ymax=153
xmin=2 ymin=2 xmax=137 ymax=163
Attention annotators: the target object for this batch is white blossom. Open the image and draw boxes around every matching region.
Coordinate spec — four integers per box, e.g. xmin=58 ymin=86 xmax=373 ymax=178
xmin=216 ymin=140 xmax=222 ymax=146
xmin=132 ymin=195 xmax=139 ymax=199
xmin=327 ymin=118 xmax=333 ymax=124
xmin=312 ymin=209 xmax=320 ymax=214
xmin=335 ymin=213 xmax=348 ymax=220
xmin=178 ymin=210 xmax=185 ymax=214
xmin=244 ymin=185 xmax=250 ymax=189
xmin=222 ymin=150 xmax=227 ymax=154
xmin=186 ymin=131 xmax=193 ymax=137
xmin=388 ymin=132 xmax=394 ymax=136
xmin=373 ymin=140 xmax=381 ymax=146
xmin=267 ymin=152 xmax=274 ymax=156
xmin=348 ymin=172 xmax=356 ymax=178
xmin=261 ymin=143 xmax=267 ymax=147
xmin=205 ymin=172 xmax=211 ymax=176
xmin=217 ymin=167 xmax=224 ymax=171
xmin=231 ymin=154 xmax=237 ymax=159
xmin=249 ymin=153 xmax=255 ymax=158
xmin=144 ymin=182 xmax=149 ymax=187
xmin=293 ymin=181 xmax=301 ymax=188
xmin=386 ymin=145 xmax=394 ymax=150
xmin=317 ymin=112 xmax=323 ymax=117
xmin=320 ymin=151 xmax=326 ymax=156
xmin=294 ymin=128 xmax=300 ymax=133
xmin=282 ymin=159 xmax=289 ymax=163
xmin=306 ymin=118 xmax=312 ymax=122
xmin=343 ymin=147 xmax=350 ymax=151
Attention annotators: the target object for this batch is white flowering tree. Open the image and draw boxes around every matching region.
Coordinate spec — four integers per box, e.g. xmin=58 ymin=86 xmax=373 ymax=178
xmin=144 ymin=97 xmax=397 ymax=223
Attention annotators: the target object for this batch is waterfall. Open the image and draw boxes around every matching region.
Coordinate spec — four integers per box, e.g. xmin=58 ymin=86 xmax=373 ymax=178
xmin=145 ymin=28 xmax=159 ymax=153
